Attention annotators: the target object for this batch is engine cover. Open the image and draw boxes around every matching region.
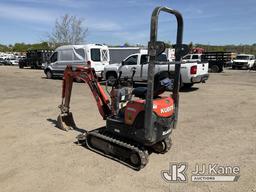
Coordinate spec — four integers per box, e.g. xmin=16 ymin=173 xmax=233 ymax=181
xmin=124 ymin=97 xmax=174 ymax=125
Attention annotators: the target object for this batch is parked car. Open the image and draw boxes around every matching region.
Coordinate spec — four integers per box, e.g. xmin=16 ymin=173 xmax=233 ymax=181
xmin=232 ymin=54 xmax=255 ymax=69
xmin=0 ymin=57 xmax=11 ymax=65
xmin=0 ymin=58 xmax=8 ymax=65
xmin=7 ymin=58 xmax=19 ymax=65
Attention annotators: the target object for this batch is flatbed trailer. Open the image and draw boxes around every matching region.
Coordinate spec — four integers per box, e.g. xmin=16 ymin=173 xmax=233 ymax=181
xmin=201 ymin=52 xmax=231 ymax=72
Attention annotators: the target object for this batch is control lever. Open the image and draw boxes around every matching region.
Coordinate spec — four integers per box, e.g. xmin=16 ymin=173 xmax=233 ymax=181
xmin=131 ymin=68 xmax=136 ymax=85
xmin=113 ymin=70 xmax=122 ymax=88
xmin=118 ymin=70 xmax=122 ymax=80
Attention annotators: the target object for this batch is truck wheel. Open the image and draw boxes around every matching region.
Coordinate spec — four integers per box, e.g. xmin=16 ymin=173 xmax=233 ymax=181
xmin=46 ymin=70 xmax=53 ymax=79
xmin=252 ymin=64 xmax=256 ymax=71
xmin=19 ymin=64 xmax=24 ymax=69
xmin=211 ymin=65 xmax=220 ymax=73
xmin=106 ymin=73 xmax=117 ymax=86
xmin=183 ymin=83 xmax=194 ymax=89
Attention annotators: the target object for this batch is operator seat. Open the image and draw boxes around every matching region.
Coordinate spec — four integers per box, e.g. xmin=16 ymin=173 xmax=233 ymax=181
xmin=132 ymin=77 xmax=173 ymax=99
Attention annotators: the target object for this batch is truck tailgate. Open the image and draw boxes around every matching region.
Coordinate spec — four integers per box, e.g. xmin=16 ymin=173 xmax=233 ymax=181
xmin=196 ymin=62 xmax=208 ymax=75
xmin=184 ymin=62 xmax=209 ymax=84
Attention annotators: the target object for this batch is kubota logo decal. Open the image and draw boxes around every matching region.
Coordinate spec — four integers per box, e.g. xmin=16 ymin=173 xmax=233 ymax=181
xmin=161 ymin=106 xmax=173 ymax=113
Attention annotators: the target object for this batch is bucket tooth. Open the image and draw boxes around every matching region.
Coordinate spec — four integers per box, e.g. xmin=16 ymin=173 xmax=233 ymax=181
xmin=57 ymin=112 xmax=76 ymax=131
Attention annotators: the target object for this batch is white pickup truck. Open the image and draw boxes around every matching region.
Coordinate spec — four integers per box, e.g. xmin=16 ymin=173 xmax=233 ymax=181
xmin=232 ymin=54 xmax=255 ymax=69
xmin=103 ymin=50 xmax=209 ymax=88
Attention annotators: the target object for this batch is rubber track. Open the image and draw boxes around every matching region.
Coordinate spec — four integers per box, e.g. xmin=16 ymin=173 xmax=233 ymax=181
xmin=83 ymin=130 xmax=149 ymax=171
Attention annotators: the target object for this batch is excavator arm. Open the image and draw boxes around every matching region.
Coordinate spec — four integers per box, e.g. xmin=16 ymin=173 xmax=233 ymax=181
xmin=57 ymin=65 xmax=112 ymax=131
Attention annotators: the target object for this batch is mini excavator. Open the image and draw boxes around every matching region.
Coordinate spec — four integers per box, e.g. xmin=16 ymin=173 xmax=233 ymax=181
xmin=57 ymin=6 xmax=187 ymax=170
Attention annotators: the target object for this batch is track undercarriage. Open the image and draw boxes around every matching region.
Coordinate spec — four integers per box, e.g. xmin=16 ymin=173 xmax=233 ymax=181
xmin=77 ymin=127 xmax=172 ymax=170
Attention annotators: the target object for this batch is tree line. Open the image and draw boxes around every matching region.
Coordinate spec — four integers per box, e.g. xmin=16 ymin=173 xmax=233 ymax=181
xmin=0 ymin=42 xmax=50 ymax=52
xmin=1 ymin=42 xmax=256 ymax=55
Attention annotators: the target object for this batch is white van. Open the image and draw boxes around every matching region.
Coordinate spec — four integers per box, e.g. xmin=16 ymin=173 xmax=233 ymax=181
xmin=44 ymin=44 xmax=109 ymax=79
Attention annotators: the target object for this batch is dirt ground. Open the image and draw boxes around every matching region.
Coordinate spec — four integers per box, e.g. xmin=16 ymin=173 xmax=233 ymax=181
xmin=0 ymin=66 xmax=255 ymax=192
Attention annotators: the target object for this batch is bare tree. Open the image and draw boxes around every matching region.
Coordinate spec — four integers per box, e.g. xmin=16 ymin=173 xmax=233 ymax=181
xmin=49 ymin=14 xmax=88 ymax=47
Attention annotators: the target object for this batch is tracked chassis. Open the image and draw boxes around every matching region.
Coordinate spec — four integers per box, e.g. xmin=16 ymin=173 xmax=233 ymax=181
xmin=77 ymin=127 xmax=171 ymax=170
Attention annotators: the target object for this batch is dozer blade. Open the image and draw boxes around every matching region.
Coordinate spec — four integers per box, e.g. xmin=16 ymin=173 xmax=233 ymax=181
xmin=57 ymin=112 xmax=76 ymax=131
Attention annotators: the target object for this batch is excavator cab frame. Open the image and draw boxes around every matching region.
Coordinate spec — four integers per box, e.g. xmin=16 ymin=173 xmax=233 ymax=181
xmin=145 ymin=6 xmax=186 ymax=143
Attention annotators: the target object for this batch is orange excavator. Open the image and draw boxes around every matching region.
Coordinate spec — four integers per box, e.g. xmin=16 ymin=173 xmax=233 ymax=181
xmin=56 ymin=6 xmax=188 ymax=170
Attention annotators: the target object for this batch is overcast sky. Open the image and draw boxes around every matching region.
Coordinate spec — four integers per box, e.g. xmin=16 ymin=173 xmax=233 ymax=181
xmin=0 ymin=0 xmax=255 ymax=45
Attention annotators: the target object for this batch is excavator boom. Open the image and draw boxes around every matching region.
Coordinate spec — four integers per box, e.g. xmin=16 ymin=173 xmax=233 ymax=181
xmin=57 ymin=65 xmax=112 ymax=131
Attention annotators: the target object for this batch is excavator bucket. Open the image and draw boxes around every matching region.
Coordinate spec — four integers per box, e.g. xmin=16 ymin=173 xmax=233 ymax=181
xmin=57 ymin=112 xmax=76 ymax=131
